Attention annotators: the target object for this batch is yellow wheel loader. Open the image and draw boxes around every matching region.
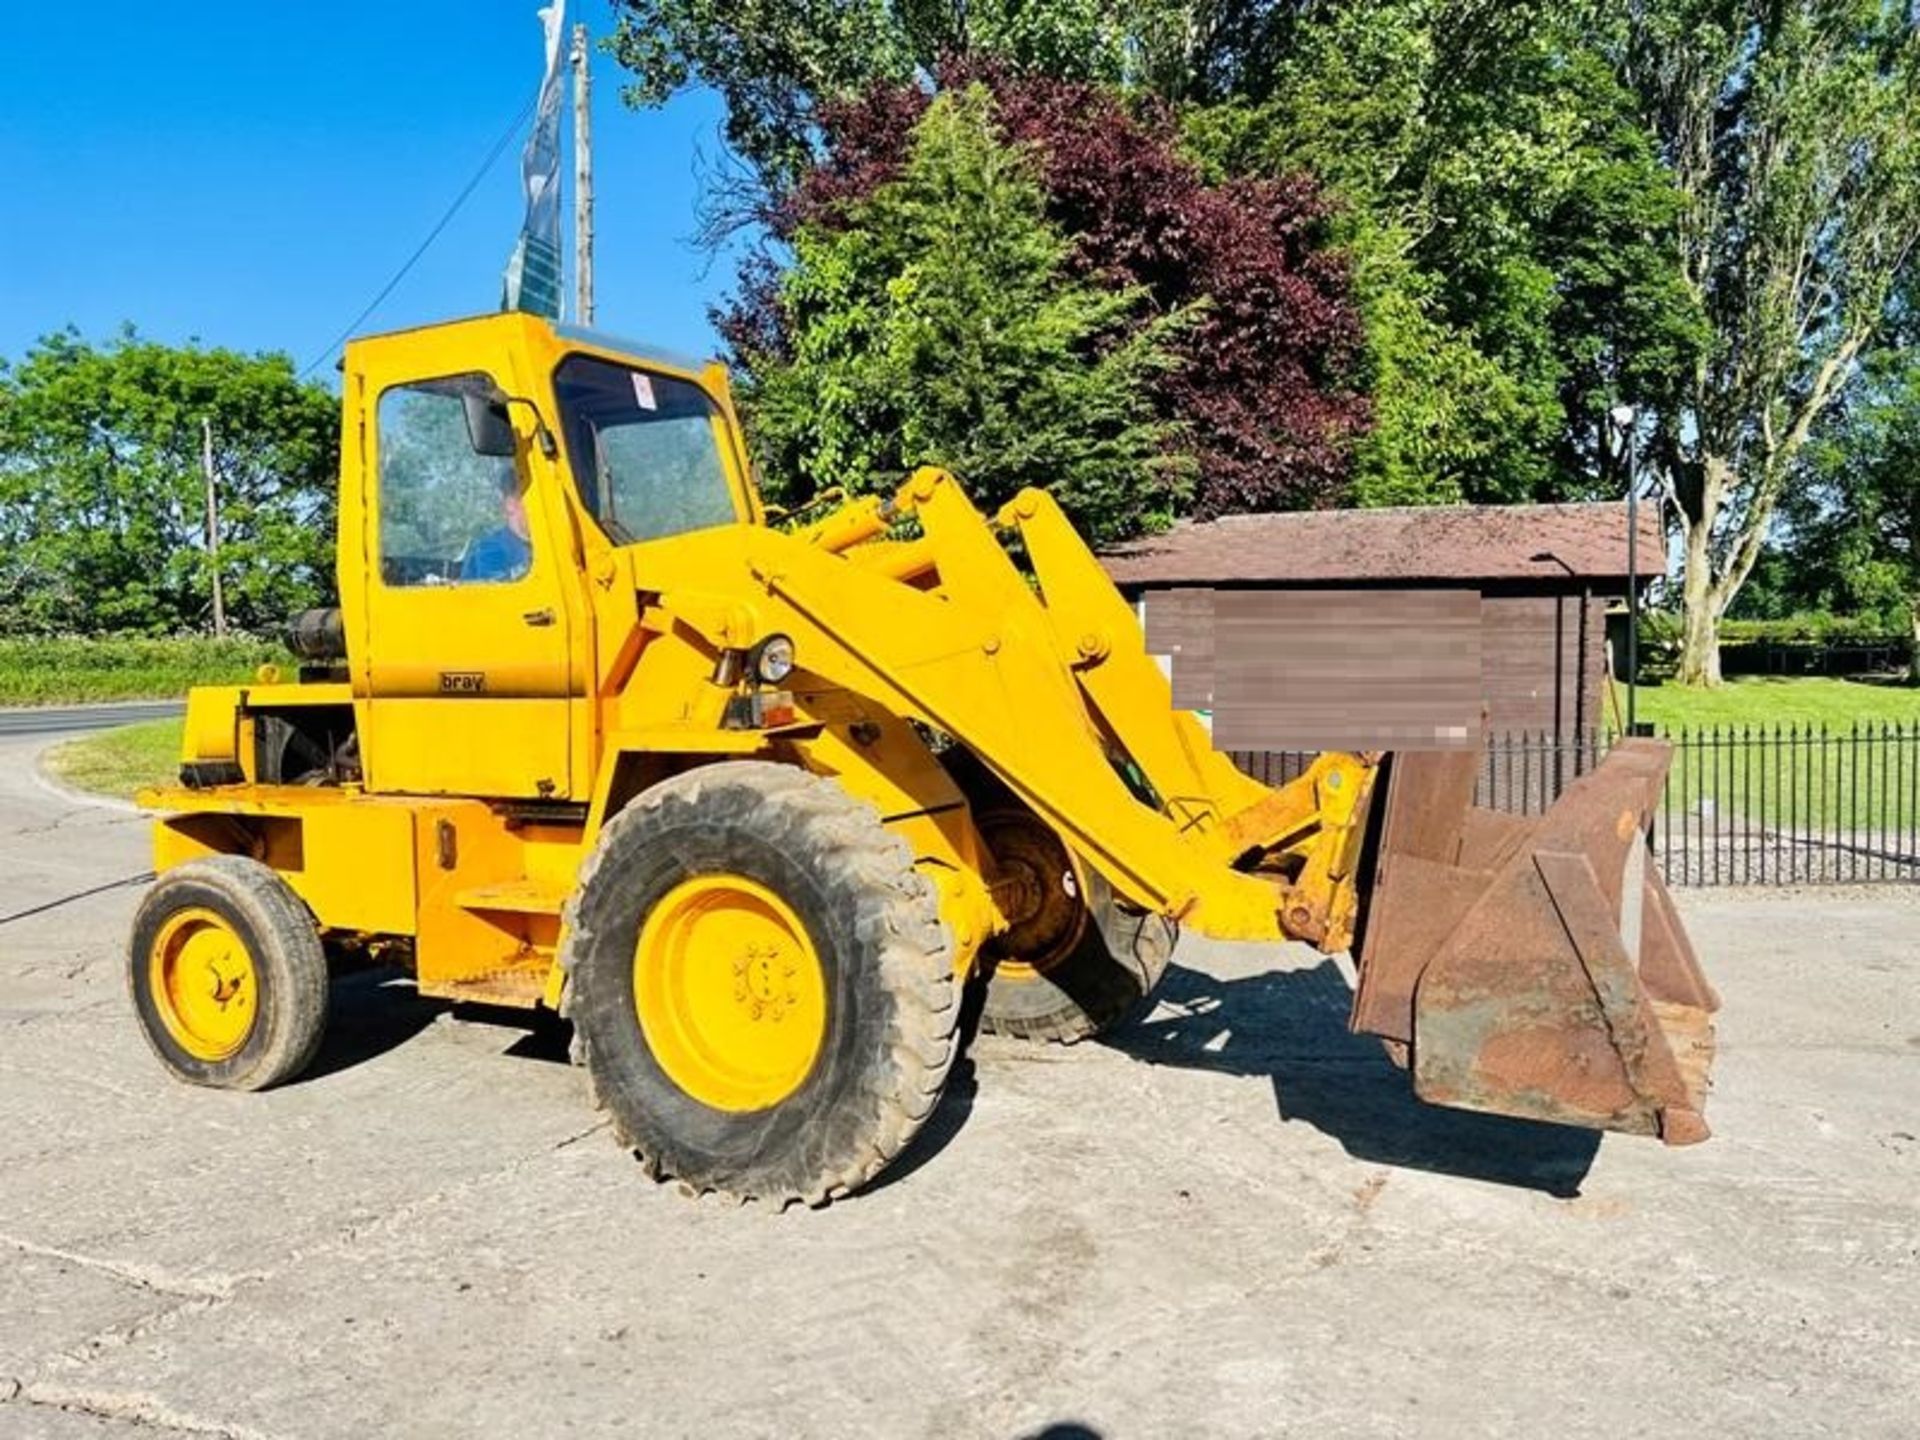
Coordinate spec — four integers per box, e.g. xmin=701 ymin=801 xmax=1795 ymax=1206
xmin=130 ymin=313 xmax=1718 ymax=1204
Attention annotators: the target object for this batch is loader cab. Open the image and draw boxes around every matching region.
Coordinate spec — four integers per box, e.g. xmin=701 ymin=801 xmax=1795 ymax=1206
xmin=337 ymin=314 xmax=759 ymax=803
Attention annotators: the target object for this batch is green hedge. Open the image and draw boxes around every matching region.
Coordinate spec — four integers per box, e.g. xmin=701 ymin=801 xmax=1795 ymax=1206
xmin=1639 ymin=611 xmax=1909 ymax=647
xmin=1723 ymin=615 xmax=1909 ymax=645
xmin=0 ymin=635 xmax=297 ymax=704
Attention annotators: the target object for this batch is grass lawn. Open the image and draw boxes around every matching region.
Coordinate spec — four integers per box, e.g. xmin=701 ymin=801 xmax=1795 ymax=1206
xmin=0 ymin=636 xmax=295 ymax=705
xmin=1621 ymin=675 xmax=1920 ymax=733
xmin=1602 ymin=678 xmax=1920 ymax=834
xmin=43 ymin=718 xmax=184 ymax=801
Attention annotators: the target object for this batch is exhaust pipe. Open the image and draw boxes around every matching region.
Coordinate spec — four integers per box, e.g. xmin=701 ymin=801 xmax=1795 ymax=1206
xmin=287 ymin=607 xmax=347 ymax=663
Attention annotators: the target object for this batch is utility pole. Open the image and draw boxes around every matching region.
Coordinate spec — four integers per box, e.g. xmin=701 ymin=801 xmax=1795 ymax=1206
xmin=201 ymin=416 xmax=227 ymax=639
xmin=570 ymin=21 xmax=595 ymax=327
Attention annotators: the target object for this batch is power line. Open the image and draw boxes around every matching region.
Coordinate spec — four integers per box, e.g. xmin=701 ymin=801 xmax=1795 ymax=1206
xmin=0 ymin=872 xmax=153 ymax=928
xmin=297 ymin=93 xmax=537 ymax=380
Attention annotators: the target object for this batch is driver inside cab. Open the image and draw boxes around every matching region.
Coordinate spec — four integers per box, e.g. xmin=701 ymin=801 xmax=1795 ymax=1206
xmin=462 ymin=470 xmax=532 ymax=582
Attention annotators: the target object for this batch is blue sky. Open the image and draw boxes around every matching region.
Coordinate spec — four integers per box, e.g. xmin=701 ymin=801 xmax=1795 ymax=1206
xmin=0 ymin=2 xmax=745 ymax=378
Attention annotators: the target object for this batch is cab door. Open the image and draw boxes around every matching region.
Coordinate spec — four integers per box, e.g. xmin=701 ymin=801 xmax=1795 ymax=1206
xmin=356 ymin=349 xmax=578 ymax=800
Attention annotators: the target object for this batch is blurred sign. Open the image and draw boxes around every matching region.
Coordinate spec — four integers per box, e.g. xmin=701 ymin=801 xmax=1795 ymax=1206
xmin=502 ymin=1 xmax=566 ymax=318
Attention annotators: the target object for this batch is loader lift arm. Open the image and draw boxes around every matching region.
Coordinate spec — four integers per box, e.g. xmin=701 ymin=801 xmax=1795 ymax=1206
xmin=738 ymin=467 xmax=1376 ymax=944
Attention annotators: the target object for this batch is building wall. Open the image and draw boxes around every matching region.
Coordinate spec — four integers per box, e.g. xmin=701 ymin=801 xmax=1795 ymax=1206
xmin=1479 ymin=590 xmax=1606 ymax=736
xmin=1137 ymin=582 xmax=1609 ymax=751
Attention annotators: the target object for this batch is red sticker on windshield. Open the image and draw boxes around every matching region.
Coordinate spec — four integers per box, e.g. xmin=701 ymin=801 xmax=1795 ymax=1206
xmin=631 ymin=373 xmax=657 ymax=411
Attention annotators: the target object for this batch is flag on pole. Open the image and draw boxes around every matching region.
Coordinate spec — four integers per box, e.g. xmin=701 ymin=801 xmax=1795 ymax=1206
xmin=502 ymin=1 xmax=567 ymax=318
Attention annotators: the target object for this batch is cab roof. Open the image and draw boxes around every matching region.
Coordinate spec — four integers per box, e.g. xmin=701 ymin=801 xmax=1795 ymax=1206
xmin=345 ymin=311 xmax=713 ymax=378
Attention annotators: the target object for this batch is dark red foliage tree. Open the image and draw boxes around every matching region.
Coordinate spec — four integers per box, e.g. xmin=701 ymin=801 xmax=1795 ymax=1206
xmin=718 ymin=68 xmax=1370 ymax=516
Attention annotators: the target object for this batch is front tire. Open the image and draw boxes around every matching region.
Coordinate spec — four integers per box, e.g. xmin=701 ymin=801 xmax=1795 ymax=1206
xmin=561 ymin=762 xmax=959 ymax=1205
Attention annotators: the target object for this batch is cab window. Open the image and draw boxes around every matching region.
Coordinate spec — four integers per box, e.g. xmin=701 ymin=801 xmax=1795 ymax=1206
xmin=377 ymin=374 xmax=532 ymax=587
xmin=553 ymin=354 xmax=739 ymax=544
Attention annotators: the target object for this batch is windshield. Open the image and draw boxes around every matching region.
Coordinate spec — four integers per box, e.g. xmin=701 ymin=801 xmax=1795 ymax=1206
xmin=552 ymin=353 xmax=740 ymax=544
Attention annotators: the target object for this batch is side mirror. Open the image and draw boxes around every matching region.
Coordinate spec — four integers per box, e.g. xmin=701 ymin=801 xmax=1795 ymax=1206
xmin=461 ymin=388 xmax=518 ymax=458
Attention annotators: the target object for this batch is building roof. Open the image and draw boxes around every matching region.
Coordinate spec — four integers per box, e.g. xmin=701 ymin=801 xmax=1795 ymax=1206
xmin=1099 ymin=501 xmax=1662 ymax=587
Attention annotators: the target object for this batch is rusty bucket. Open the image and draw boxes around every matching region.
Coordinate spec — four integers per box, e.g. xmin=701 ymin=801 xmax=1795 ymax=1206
xmin=1350 ymin=739 xmax=1718 ymax=1144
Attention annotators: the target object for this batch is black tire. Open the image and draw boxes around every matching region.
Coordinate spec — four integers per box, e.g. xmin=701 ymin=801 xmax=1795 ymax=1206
xmin=128 ymin=856 xmax=329 ymax=1091
xmin=560 ymin=761 xmax=959 ymax=1206
xmin=976 ymin=809 xmax=1178 ymax=1044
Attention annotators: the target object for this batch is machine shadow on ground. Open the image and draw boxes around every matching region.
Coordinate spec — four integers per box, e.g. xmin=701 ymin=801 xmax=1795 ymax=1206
xmin=310 ymin=968 xmax=585 ymax=1080
xmin=306 ymin=956 xmax=1596 ymax=1197
xmin=305 ymin=968 xmax=448 ymax=1080
xmin=1104 ymin=959 xmax=1602 ymax=1197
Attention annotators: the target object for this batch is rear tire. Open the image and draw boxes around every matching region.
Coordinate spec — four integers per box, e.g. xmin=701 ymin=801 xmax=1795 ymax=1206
xmin=561 ymin=762 xmax=959 ymax=1205
xmin=128 ymin=856 xmax=329 ymax=1091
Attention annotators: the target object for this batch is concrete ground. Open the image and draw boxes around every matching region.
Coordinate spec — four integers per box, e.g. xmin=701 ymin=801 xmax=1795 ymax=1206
xmin=1 ymin=729 xmax=1915 ymax=1440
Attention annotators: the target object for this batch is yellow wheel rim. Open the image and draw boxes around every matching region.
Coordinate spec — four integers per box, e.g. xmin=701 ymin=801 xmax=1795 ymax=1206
xmin=633 ymin=875 xmax=828 ymax=1112
xmin=149 ymin=907 xmax=257 ymax=1061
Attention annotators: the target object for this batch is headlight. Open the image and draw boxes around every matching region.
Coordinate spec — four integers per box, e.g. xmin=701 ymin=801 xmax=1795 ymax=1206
xmin=751 ymin=634 xmax=796 ymax=684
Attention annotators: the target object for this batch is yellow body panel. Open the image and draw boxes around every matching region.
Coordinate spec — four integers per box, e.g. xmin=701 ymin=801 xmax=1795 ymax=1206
xmin=365 ymin=697 xmax=574 ymax=800
xmin=410 ymin=802 xmax=558 ymax=1004
xmin=149 ymin=786 xmax=421 ymax=936
xmin=179 ymin=688 xmax=243 ymax=768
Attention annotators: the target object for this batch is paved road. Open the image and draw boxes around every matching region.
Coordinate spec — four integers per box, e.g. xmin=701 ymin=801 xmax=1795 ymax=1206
xmin=1 ymin=732 xmax=1915 ymax=1438
xmin=0 ymin=702 xmax=182 ymax=738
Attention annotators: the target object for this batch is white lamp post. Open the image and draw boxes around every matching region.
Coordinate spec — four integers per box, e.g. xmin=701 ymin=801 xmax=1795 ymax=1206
xmin=1609 ymin=403 xmax=1640 ymax=733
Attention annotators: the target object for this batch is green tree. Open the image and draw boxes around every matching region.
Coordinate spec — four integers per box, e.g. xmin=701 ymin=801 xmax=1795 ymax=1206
xmin=1617 ymin=0 xmax=1920 ymax=685
xmin=607 ymin=0 xmax=1317 ymax=189
xmin=612 ymin=0 xmax=1710 ymax=514
xmin=0 ymin=331 xmax=340 ymax=636
xmin=1798 ymin=349 xmax=1920 ymax=669
xmin=1186 ymin=1 xmax=1704 ymax=506
xmin=609 ymin=0 xmax=1131 ymax=190
xmin=739 ymin=86 xmax=1190 ymax=542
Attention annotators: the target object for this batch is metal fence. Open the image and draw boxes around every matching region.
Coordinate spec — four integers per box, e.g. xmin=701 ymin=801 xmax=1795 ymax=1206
xmin=1645 ymin=722 xmax=1920 ymax=886
xmin=1230 ymin=721 xmax=1920 ymax=887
